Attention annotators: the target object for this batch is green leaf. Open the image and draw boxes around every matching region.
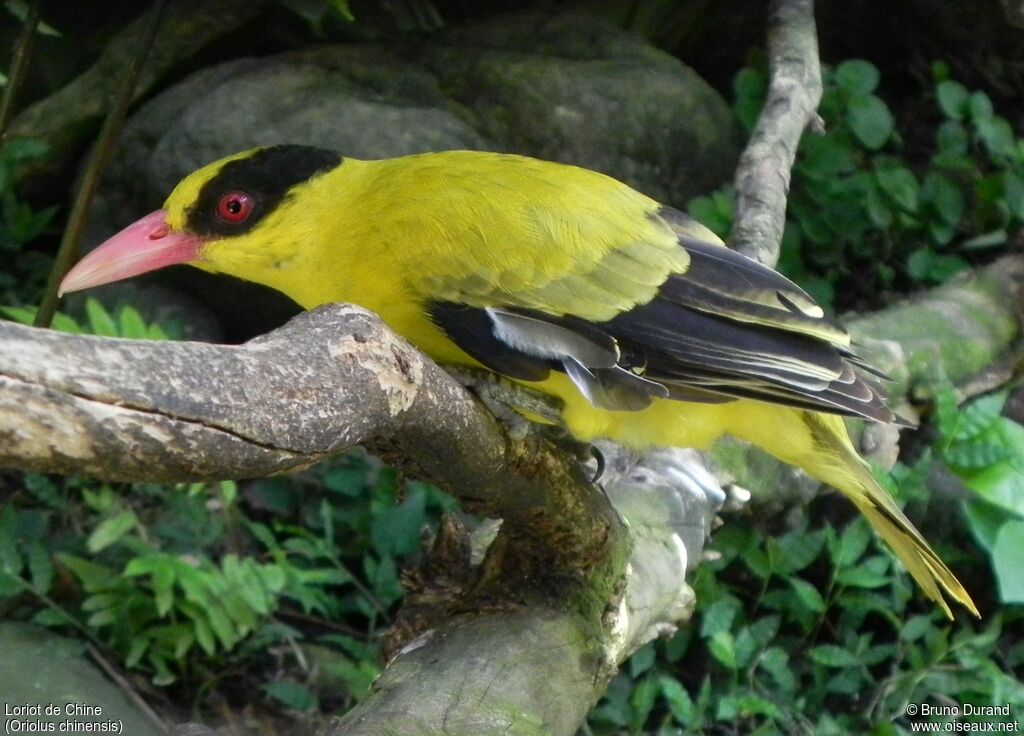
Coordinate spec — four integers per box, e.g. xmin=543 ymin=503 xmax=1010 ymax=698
xmin=734 ymin=67 xmax=767 ymax=132
xmin=264 ymin=681 xmax=319 ymax=711
xmin=788 ymin=577 xmax=826 ymax=613
xmin=323 ymin=468 xmax=368 ymax=496
xmin=116 ymin=306 xmax=149 ymax=339
xmin=921 ymin=172 xmax=965 ymax=226
xmin=961 ymin=230 xmax=1007 ymax=250
xmin=798 ymin=134 xmax=857 ymax=177
xmin=976 ymin=117 xmax=1016 ymax=159
xmin=32 ymin=608 xmax=72 ymax=627
xmin=1004 ymin=172 xmax=1024 ymax=221
xmin=901 ymin=614 xmax=934 ymax=643
xmin=945 ymin=392 xmax=1007 ymax=439
xmin=327 ymin=0 xmax=354 ymax=21
xmin=735 ymin=616 xmax=781 ymax=668
xmin=936 ymin=80 xmax=969 ymax=120
xmin=834 ymin=520 xmax=872 ymax=567
xmin=734 ymin=66 xmax=767 ymax=99
xmin=992 ymin=520 xmax=1024 ymax=604
xmin=758 ymin=646 xmax=795 ymax=693
xmin=658 ymin=675 xmax=693 ymax=723
xmin=149 ymin=654 xmax=176 ymax=686
xmin=87 ymin=608 xmax=118 ymax=628
xmin=801 ymin=276 xmax=835 ymax=310
xmin=628 ymin=642 xmax=655 ymax=677
xmin=864 ymin=179 xmax=894 ymax=228
xmin=964 ymin=427 xmax=1024 ymax=516
xmin=808 ymin=644 xmax=860 ymax=667
xmin=152 ymin=559 xmax=177 ymax=617
xmin=629 ymin=675 xmax=658 ymax=731
xmin=126 ymin=638 xmax=149 ymax=668
xmin=935 ymin=385 xmax=961 ymax=436
xmin=837 ymin=556 xmax=891 ymax=589
xmin=846 ymin=93 xmax=894 ymax=150
xmin=27 ymin=541 xmax=53 ymax=593
xmin=84 ymin=298 xmax=118 ymax=337
xmin=700 ymin=596 xmax=739 ymax=638
xmin=0 ymin=508 xmax=21 ymax=577
xmin=82 ymin=593 xmax=120 ymax=614
xmin=968 ymin=91 xmax=994 ymax=121
xmin=928 ymin=219 xmax=955 ymax=247
xmin=687 ymin=187 xmax=734 ymax=239
xmin=769 ymin=530 xmax=825 ymax=574
xmin=835 ymin=60 xmax=880 ymax=95
xmin=906 ymin=248 xmax=968 ymax=284
xmin=708 ymin=631 xmax=737 ymax=669
xmin=935 ymin=120 xmax=969 ymax=157
xmin=57 ymin=554 xmax=117 ymax=592
xmin=945 ymin=440 xmax=1012 ymax=470
xmin=86 ymin=511 xmax=139 ymax=553
xmin=963 ymin=499 xmax=1009 ymax=552
xmin=169 ymin=625 xmax=196 ymax=660
xmin=875 ymin=162 xmax=919 ymax=213
xmin=370 ymin=486 xmax=427 ymax=557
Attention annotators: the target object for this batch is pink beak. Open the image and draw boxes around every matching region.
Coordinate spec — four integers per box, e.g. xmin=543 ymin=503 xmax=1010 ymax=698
xmin=58 ymin=209 xmax=205 ymax=296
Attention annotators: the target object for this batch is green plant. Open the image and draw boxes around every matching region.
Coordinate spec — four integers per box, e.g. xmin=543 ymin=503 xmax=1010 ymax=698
xmin=0 ymin=138 xmax=58 ymax=304
xmin=0 ymin=295 xmax=452 ymax=695
xmin=934 ymin=387 xmax=1024 ymax=605
xmin=1 ymin=297 xmax=177 ymax=339
xmin=588 ymin=384 xmax=1024 ymax=734
xmin=590 ymin=513 xmax=1023 ymax=734
xmin=0 ymin=448 xmax=455 ymax=690
xmin=690 ymin=59 xmax=1022 ymax=310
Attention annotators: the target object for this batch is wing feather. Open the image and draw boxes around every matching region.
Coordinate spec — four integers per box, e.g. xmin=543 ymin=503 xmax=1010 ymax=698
xmin=426 ymin=205 xmax=898 ymax=424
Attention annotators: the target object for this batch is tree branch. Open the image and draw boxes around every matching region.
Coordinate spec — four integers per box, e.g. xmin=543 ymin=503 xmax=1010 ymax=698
xmin=712 ymin=255 xmax=1024 ymax=511
xmin=729 ymin=0 xmax=823 ymax=267
xmin=326 ymin=445 xmax=717 ymax=736
xmin=0 ymin=304 xmax=722 ymax=735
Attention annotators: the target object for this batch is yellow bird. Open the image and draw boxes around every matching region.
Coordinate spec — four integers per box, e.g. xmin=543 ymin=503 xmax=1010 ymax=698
xmin=59 ymin=146 xmax=978 ymax=618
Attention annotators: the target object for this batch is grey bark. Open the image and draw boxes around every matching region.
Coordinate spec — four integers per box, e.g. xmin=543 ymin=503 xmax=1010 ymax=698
xmin=0 ymin=305 xmax=721 ymax=736
xmin=729 ymin=0 xmax=823 ymax=267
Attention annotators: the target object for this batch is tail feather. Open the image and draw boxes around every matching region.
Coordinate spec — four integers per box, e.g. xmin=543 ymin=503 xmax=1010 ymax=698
xmin=802 ymin=413 xmax=979 ymax=619
xmin=850 ymin=492 xmax=979 ymax=619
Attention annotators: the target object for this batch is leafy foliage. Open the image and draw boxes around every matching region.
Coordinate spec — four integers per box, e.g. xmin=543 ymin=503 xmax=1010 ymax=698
xmin=590 ymin=510 xmax=1024 ymax=734
xmin=1 ymin=297 xmax=177 ymax=340
xmin=628 ymin=56 xmax=1024 ymax=725
xmin=0 ymin=138 xmax=57 ymax=305
xmin=0 ymin=454 xmax=455 ymax=697
xmin=1 ymin=43 xmax=1021 ymax=732
xmin=935 ymin=388 xmax=1024 ymax=605
xmin=691 ymin=59 xmax=1022 ymax=310
xmin=0 ymin=291 xmax=452 ymax=699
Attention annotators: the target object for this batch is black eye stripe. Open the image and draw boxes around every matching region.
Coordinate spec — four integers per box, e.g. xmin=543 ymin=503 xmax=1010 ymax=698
xmin=186 ymin=145 xmax=342 ymax=237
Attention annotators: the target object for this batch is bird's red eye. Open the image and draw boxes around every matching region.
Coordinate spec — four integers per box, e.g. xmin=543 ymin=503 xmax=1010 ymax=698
xmin=217 ymin=191 xmax=254 ymax=223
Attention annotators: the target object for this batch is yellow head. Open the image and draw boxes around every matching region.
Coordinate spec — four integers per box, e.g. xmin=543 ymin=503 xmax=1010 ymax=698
xmin=59 ymin=146 xmax=344 ymax=298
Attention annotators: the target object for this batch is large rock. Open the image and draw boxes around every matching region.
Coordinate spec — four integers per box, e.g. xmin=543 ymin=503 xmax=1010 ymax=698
xmin=0 ymin=622 xmax=163 ymax=736
xmin=91 ymin=10 xmax=736 ymax=244
xmin=82 ymin=10 xmax=737 ymax=340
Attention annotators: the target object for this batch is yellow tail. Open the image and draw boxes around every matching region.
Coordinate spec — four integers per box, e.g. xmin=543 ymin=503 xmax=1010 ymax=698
xmin=725 ymin=406 xmax=979 ymax=618
xmin=801 ymin=413 xmax=979 ymax=619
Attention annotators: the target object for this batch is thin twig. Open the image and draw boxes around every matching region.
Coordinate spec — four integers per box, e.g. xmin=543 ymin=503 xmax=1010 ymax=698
xmin=728 ymin=0 xmax=823 ymax=267
xmin=84 ymin=642 xmax=170 ymax=734
xmin=34 ymin=0 xmax=169 ymax=328
xmin=0 ymin=0 xmax=40 ymax=142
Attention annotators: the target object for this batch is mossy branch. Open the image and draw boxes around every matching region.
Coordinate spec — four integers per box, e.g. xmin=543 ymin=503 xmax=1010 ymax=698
xmin=0 ymin=304 xmax=715 ymax=736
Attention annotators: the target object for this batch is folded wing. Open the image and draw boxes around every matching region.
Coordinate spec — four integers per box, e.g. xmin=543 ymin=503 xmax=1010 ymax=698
xmin=428 ymin=206 xmax=900 ymax=423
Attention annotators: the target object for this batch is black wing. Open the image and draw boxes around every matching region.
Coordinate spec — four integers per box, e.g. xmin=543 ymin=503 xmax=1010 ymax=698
xmin=428 ymin=210 xmax=901 ymax=424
